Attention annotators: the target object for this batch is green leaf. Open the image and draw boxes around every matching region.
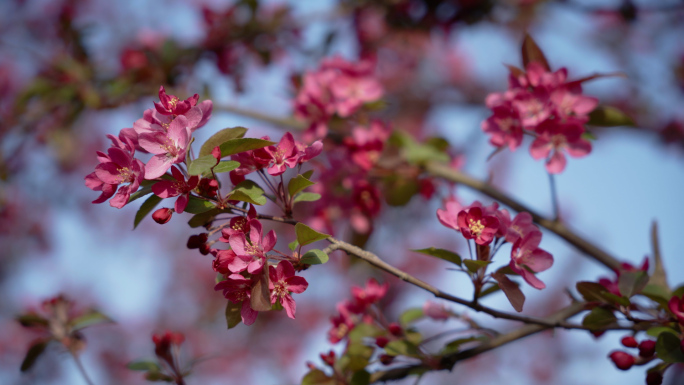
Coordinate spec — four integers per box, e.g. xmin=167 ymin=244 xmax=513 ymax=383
xmin=218 ymin=138 xmax=275 ymax=158
xmin=587 ymin=106 xmax=635 ymax=127
xmin=187 ymin=208 xmax=227 ymax=228
xmin=646 ymin=326 xmax=679 ymax=338
xmin=213 ymin=160 xmax=240 ymax=174
xmin=390 ymin=131 xmax=450 ymax=166
xmin=521 ymin=33 xmax=550 ymax=71
xmin=302 ymin=170 xmax=314 ymax=180
xmin=183 ymin=196 xmax=216 ymax=214
xmin=188 ymin=155 xmax=217 ymax=176
xmin=399 ymin=308 xmax=424 ymax=328
xmin=16 ymin=314 xmax=49 ymax=328
xmin=301 ymin=369 xmax=334 ymax=385
xmin=127 ymin=360 xmax=161 ymax=372
xmin=350 ymin=370 xmax=371 ymax=385
xmin=385 ymin=340 xmax=421 ymax=357
xmin=641 ymin=284 xmax=671 ymax=307
xmin=382 ymin=175 xmax=419 ymax=206
xmin=345 ymin=344 xmax=374 ymax=371
xmin=576 ymin=281 xmax=628 ymax=305
xmin=199 ymin=127 xmax=248 ymax=157
xmin=69 ymin=311 xmax=113 ymax=331
xmin=225 ymin=301 xmax=242 ymax=329
xmin=301 ymin=249 xmax=329 ymax=265
xmin=293 ymin=192 xmax=321 ymax=204
xmin=229 ymin=180 xmax=266 ymax=205
xmin=618 ymin=270 xmax=649 ymax=299
xmin=20 ymin=340 xmax=48 ymax=372
xmin=649 ymin=221 xmax=670 ymax=294
xmin=440 ymin=336 xmax=483 ymax=355
xmin=581 ymin=307 xmax=617 ymax=330
xmin=491 ymin=272 xmax=525 ymax=312
xmin=288 ymin=174 xmax=315 ymax=197
xmin=288 ymin=240 xmax=299 ymax=252
xmin=295 ymin=223 xmax=330 ymax=246
xmin=656 ymin=332 xmax=684 ymax=363
xmin=412 ymin=247 xmax=462 ymax=266
xmin=133 ymin=195 xmax=162 ymax=229
xmin=463 ymin=259 xmax=491 ymax=274
xmin=348 ymin=323 xmax=383 ymax=343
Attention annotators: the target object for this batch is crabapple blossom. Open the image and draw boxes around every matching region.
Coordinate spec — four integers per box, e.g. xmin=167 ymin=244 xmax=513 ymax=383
xmin=151 ymin=166 xmax=199 ymax=213
xmin=668 ymin=294 xmax=684 ymax=324
xmin=456 ymin=206 xmax=500 ymax=245
xmin=228 ymin=219 xmax=276 ymax=274
xmin=214 ymin=274 xmax=258 ymax=325
xmin=423 ymin=301 xmax=451 ymax=321
xmin=509 ymin=231 xmax=553 ymax=289
xmin=255 ymin=132 xmax=301 ymax=176
xmin=268 ymin=261 xmax=309 ymax=319
xmin=85 ymin=139 xmax=145 ymax=209
xmin=154 ymin=86 xmax=199 ymax=116
xmin=529 ymin=120 xmax=592 ymax=174
xmin=139 ymin=115 xmax=190 ymax=179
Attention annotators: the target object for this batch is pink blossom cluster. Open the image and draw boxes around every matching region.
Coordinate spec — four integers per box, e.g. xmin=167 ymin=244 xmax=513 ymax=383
xmin=437 ymin=200 xmax=553 ymax=289
xmin=85 ymin=86 xmax=213 ymax=208
xmin=213 ymin=218 xmax=309 ymax=325
xmin=294 ymin=56 xmax=384 ymax=140
xmin=231 ymin=132 xmax=322 ymax=178
xmin=327 ymin=278 xmax=388 ymax=343
xmin=482 ymin=62 xmax=598 ymax=173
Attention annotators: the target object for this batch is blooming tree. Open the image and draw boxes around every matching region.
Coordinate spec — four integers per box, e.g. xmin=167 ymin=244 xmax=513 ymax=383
xmin=4 ymin=1 xmax=684 ymax=385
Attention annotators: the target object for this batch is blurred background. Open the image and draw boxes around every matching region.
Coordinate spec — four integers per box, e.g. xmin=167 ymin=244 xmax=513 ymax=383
xmin=1 ymin=0 xmax=684 ymax=384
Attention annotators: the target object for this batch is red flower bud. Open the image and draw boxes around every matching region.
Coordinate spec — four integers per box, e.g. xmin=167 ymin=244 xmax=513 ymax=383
xmin=152 ymin=208 xmax=173 ymax=224
xmin=187 ymin=233 xmax=208 ymax=249
xmin=608 ymin=351 xmax=635 ymax=371
xmin=638 ymin=340 xmax=656 ymax=358
xmin=621 ymin=336 xmax=638 ymax=348
xmin=388 ymin=323 xmax=402 ymax=336
xmin=211 ymin=146 xmax=221 ymax=164
xmin=319 ymin=350 xmax=335 ymax=366
xmin=375 ymin=336 xmax=389 ymax=348
xmin=199 ymin=243 xmax=211 ymax=255
xmin=646 ymin=371 xmax=663 ymax=385
xmin=379 ymin=354 xmax=394 ymax=365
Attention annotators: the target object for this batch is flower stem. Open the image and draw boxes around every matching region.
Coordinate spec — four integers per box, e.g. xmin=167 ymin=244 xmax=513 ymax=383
xmin=548 ymin=172 xmax=560 ymax=221
xmin=69 ymin=351 xmax=95 ymax=385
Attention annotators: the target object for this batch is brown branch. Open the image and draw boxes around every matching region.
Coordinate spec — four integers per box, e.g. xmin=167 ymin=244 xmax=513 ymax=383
xmin=371 ymin=302 xmax=585 ymax=382
xmin=325 ymin=238 xmax=631 ymax=331
xmin=424 ymin=161 xmax=621 ymax=270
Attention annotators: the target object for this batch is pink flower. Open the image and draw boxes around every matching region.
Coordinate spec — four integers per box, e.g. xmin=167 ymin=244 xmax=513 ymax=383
xmin=668 ymin=295 xmax=684 ymax=324
xmin=344 ymin=122 xmax=390 ymax=170
xmin=436 ymin=197 xmax=462 ymax=230
xmin=87 ymin=142 xmax=145 ymax=209
xmin=255 ymin=132 xmax=300 ymax=176
xmin=509 ymin=231 xmax=553 ymax=289
xmin=529 ymin=121 xmax=592 ymax=174
xmin=219 ymin=205 xmax=257 ymax=242
xmin=228 ymin=219 xmax=276 ymax=274
xmin=269 ymin=261 xmax=309 ymax=319
xmin=347 ymin=278 xmax=388 ymax=313
xmin=214 ymin=274 xmax=258 ymax=325
xmin=481 ymin=103 xmax=523 ymax=151
xmin=456 ymin=206 xmax=500 ymax=245
xmin=231 ymin=136 xmax=272 ymax=176
xmin=139 ymin=115 xmax=190 ymax=179
xmin=423 ymin=301 xmax=451 ymax=321
xmin=151 ymin=166 xmax=199 ymax=213
xmin=505 ymin=212 xmax=538 ymax=244
xmin=154 ymin=86 xmax=199 ymax=116
xmin=328 ymin=301 xmax=355 ymax=343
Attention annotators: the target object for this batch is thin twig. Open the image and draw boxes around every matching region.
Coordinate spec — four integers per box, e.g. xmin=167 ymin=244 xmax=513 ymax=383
xmin=548 ymin=172 xmax=560 ymax=221
xmin=69 ymin=351 xmax=95 ymax=385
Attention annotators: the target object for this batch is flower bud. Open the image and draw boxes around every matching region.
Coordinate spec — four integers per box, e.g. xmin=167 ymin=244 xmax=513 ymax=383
xmin=638 ymin=340 xmax=656 ymax=358
xmin=320 ymin=350 xmax=335 ymax=366
xmin=211 ymin=146 xmax=221 ymax=164
xmin=621 ymin=336 xmax=638 ymax=348
xmin=388 ymin=322 xmax=402 ymax=336
xmin=152 ymin=208 xmax=173 ymax=224
xmin=608 ymin=351 xmax=635 ymax=371
xmin=646 ymin=371 xmax=663 ymax=385
xmin=199 ymin=243 xmax=211 ymax=255
xmin=379 ymin=354 xmax=394 ymax=365
xmin=375 ymin=336 xmax=389 ymax=348
xmin=187 ymin=233 xmax=208 ymax=249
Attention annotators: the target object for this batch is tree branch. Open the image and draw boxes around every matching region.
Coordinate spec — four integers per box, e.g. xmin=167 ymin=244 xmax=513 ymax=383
xmin=424 ymin=161 xmax=621 ymax=270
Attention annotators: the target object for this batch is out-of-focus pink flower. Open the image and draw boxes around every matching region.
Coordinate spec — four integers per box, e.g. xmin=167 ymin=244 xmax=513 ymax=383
xmin=423 ymin=301 xmax=451 ymax=321
xmin=668 ymin=295 xmax=684 ymax=324
xmin=436 ymin=197 xmax=462 ymax=230
xmin=269 ymin=261 xmax=309 ymax=319
xmin=328 ymin=301 xmax=355 ymax=343
xmin=481 ymin=103 xmax=524 ymax=150
xmin=348 ymin=278 xmax=388 ymax=313
xmin=529 ymin=121 xmax=592 ymax=174
xmin=505 ymin=212 xmax=537 ymax=244
xmin=509 ymin=231 xmax=553 ymax=289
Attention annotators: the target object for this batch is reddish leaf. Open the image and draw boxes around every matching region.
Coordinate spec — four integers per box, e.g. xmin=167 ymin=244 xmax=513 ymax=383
xmin=521 ymin=33 xmax=550 ymax=71
xmin=250 ymin=270 xmax=272 ymax=312
xmin=504 ymin=64 xmax=525 ymax=79
xmin=492 ymin=273 xmax=525 ymax=312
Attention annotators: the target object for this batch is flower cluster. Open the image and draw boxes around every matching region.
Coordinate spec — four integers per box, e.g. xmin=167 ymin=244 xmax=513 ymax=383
xmin=213 ymin=218 xmax=309 ymax=325
xmin=232 ymin=132 xmax=322 ymax=178
xmin=482 ymin=62 xmax=598 ymax=173
xmin=85 ymin=86 xmax=213 ymax=208
xmin=438 ymin=200 xmax=553 ymax=289
xmin=294 ymin=56 xmax=384 ymax=140
xmin=327 ymin=278 xmax=388 ymax=343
